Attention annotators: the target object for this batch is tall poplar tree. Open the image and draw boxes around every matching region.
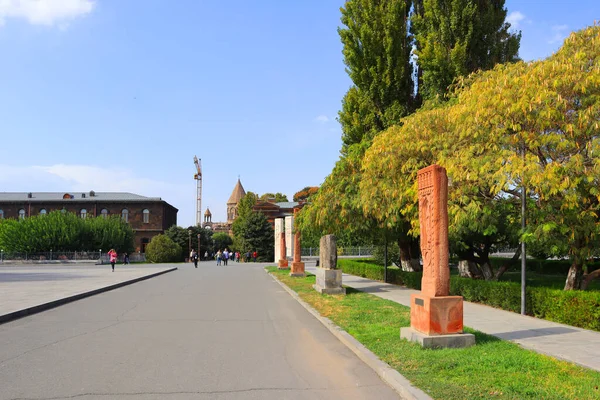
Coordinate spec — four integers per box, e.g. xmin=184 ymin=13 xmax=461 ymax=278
xmin=412 ymin=0 xmax=521 ymax=101
xmin=338 ymin=0 xmax=414 ymax=151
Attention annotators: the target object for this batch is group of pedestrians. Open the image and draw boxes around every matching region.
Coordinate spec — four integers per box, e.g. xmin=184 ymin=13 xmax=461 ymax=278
xmin=107 ymin=249 xmax=130 ymax=272
xmin=189 ymin=249 xmax=259 ymax=266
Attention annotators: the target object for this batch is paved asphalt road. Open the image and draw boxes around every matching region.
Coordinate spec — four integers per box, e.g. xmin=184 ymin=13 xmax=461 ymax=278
xmin=0 ymin=261 xmax=400 ymax=400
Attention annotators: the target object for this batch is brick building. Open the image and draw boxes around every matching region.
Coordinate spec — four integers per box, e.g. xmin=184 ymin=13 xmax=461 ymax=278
xmin=0 ymin=191 xmax=178 ymax=252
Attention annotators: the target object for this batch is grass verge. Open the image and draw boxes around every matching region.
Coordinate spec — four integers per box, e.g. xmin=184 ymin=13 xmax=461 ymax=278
xmin=266 ymin=267 xmax=600 ymax=400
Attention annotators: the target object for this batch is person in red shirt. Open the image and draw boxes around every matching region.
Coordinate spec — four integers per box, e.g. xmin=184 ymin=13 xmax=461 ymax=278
xmin=252 ymin=251 xmax=257 ymax=262
xmin=108 ymin=249 xmax=117 ymax=272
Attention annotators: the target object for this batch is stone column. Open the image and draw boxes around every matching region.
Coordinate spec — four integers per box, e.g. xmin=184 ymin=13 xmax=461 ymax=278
xmin=278 ymin=232 xmax=289 ymax=269
xmin=285 ymin=215 xmax=294 ymax=259
xmin=274 ymin=218 xmax=284 ymax=263
xmin=313 ymin=234 xmax=345 ymax=294
xmin=290 ymin=208 xmax=305 ymax=277
xmin=400 ymin=165 xmax=474 ymax=348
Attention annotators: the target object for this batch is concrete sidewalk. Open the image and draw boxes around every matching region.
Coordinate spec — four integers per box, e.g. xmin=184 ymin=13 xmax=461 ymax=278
xmin=0 ymin=264 xmax=177 ymax=324
xmin=306 ymin=266 xmax=600 ymax=372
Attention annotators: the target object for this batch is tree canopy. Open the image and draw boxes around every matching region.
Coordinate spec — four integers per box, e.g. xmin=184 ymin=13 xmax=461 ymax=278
xmin=361 ymin=25 xmax=600 ymax=289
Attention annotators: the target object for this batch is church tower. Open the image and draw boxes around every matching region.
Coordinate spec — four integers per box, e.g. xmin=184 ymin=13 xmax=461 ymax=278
xmin=227 ymin=178 xmax=246 ymax=223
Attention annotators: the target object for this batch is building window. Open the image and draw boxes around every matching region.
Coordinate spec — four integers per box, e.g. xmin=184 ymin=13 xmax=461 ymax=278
xmin=40 ymin=209 xmax=47 ymax=216
xmin=0 ymin=209 xmax=3 ymax=219
xmin=142 ymin=209 xmax=150 ymax=223
xmin=101 ymin=209 xmax=108 ymax=218
xmin=121 ymin=208 xmax=129 ymax=222
xmin=80 ymin=209 xmax=87 ymax=219
xmin=18 ymin=209 xmax=26 ymax=219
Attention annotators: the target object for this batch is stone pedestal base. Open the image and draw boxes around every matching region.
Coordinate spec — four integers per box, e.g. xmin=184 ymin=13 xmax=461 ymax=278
xmin=400 ymin=327 xmax=475 ymax=349
xmin=278 ymin=259 xmax=289 ymax=269
xmin=313 ymin=268 xmax=346 ymax=295
xmin=410 ymin=294 xmax=464 ymax=335
xmin=290 ymin=261 xmax=305 ymax=277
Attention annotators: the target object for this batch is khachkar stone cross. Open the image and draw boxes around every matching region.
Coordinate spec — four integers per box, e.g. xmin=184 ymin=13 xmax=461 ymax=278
xmin=290 ymin=208 xmax=305 ymax=277
xmin=400 ymin=165 xmax=475 ymax=348
xmin=313 ymin=234 xmax=346 ymax=295
xmin=278 ymin=232 xmax=289 ymax=269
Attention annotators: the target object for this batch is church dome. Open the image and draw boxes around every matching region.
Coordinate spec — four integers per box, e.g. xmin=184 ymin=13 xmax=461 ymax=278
xmin=204 ymin=208 xmax=212 ymax=216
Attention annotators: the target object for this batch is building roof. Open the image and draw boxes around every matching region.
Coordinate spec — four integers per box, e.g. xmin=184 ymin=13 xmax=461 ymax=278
xmin=0 ymin=192 xmax=164 ymax=202
xmin=227 ymin=179 xmax=246 ymax=205
xmin=275 ymin=201 xmax=300 ymax=209
xmin=204 ymin=207 xmax=212 ymax=216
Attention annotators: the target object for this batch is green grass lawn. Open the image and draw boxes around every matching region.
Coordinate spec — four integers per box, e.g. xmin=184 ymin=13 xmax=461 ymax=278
xmin=266 ymin=267 xmax=600 ymax=400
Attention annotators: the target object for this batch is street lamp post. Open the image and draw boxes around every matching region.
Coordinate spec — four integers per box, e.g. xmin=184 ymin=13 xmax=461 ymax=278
xmin=1 ymin=249 xmax=3 ymax=263
xmin=197 ymin=233 xmax=201 ymax=260
xmin=188 ymin=230 xmax=192 ymax=262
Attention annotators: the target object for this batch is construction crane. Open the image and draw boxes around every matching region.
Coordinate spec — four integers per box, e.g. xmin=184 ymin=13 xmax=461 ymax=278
xmin=193 ymin=156 xmax=202 ymax=226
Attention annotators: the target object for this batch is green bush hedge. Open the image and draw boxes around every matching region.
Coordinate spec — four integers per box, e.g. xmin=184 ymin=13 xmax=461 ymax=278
xmin=488 ymin=257 xmax=600 ymax=275
xmin=338 ymin=259 xmax=600 ymax=332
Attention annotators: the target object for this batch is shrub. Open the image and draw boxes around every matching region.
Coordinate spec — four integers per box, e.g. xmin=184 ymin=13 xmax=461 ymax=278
xmin=145 ymin=234 xmax=181 ymax=263
xmin=339 ymin=259 xmax=600 ymax=332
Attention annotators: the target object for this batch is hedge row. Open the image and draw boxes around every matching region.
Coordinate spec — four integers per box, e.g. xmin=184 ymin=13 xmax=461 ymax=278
xmin=488 ymin=257 xmax=600 ymax=275
xmin=338 ymin=259 xmax=600 ymax=332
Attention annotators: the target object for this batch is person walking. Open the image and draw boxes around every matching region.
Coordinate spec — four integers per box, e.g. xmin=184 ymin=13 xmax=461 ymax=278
xmin=191 ymin=249 xmax=198 ymax=268
xmin=216 ymin=250 xmax=222 ymax=266
xmin=204 ymin=251 xmax=208 ymax=261
xmin=123 ymin=252 xmax=130 ymax=265
xmin=108 ymin=249 xmax=117 ymax=272
xmin=252 ymin=251 xmax=257 ymax=262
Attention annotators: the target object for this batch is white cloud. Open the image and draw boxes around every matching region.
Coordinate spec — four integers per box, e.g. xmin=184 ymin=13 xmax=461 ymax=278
xmin=548 ymin=24 xmax=569 ymax=44
xmin=315 ymin=115 xmax=330 ymax=123
xmin=506 ymin=11 xmax=525 ymax=29
xmin=0 ymin=0 xmax=95 ymax=27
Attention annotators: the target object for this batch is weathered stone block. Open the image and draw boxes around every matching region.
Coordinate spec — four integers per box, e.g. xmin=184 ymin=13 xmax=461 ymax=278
xmin=313 ymin=268 xmax=345 ymax=295
xmin=400 ymin=327 xmax=475 ymax=349
xmin=319 ymin=235 xmax=337 ymax=269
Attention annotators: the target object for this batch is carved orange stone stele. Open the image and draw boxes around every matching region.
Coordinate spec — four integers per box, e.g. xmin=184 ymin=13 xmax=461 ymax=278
xmin=278 ymin=232 xmax=289 ymax=269
xmin=411 ymin=165 xmax=464 ymax=335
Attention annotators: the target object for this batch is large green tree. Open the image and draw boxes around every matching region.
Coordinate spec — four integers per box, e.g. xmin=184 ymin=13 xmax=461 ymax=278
xmin=338 ymin=0 xmax=415 ymax=150
xmin=412 ymin=0 xmax=521 ymax=101
xmin=363 ymin=25 xmax=600 ymax=290
xmin=259 ymin=193 xmax=288 ymax=202
xmin=299 ymin=0 xmax=415 ymax=251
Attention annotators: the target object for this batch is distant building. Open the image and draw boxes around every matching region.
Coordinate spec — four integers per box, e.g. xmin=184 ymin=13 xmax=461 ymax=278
xmin=200 ymin=179 xmax=299 ymax=234
xmin=253 ymin=200 xmax=300 ymax=228
xmin=0 ymin=191 xmax=178 ymax=252
xmin=202 ymin=179 xmax=246 ymax=234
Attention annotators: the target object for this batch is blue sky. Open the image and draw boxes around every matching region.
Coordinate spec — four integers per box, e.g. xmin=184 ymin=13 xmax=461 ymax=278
xmin=0 ymin=1 xmax=597 ymax=227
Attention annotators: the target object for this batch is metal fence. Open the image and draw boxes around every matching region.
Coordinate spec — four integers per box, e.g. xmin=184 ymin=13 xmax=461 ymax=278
xmin=0 ymin=251 xmax=146 ymax=263
xmin=300 ymin=246 xmax=374 ymax=257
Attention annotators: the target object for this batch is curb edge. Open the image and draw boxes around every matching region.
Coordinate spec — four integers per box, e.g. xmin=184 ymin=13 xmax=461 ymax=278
xmin=0 ymin=267 xmax=178 ymax=325
xmin=266 ymin=270 xmax=432 ymax=400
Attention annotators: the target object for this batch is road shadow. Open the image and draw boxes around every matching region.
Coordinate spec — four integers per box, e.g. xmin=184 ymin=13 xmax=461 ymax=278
xmin=0 ymin=272 xmax=87 ymax=282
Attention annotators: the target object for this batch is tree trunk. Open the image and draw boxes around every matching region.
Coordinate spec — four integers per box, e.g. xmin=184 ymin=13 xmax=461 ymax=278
xmin=399 ymin=239 xmax=422 ymax=272
xmin=480 ymin=259 xmax=494 ymax=280
xmin=582 ymin=268 xmax=600 ymax=290
xmin=564 ymin=261 xmax=584 ymax=290
xmin=458 ymin=260 xmax=481 ymax=278
xmin=494 ymin=247 xmax=522 ymax=281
